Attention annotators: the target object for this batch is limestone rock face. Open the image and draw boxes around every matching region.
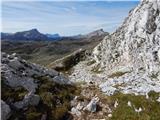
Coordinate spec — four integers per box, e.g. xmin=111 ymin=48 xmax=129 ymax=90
xmin=93 ymin=0 xmax=160 ymax=74
xmin=1 ymin=52 xmax=72 ymax=93
xmin=1 ymin=100 xmax=11 ymax=120
xmin=92 ymin=0 xmax=160 ymax=95
xmin=70 ymin=0 xmax=160 ymax=95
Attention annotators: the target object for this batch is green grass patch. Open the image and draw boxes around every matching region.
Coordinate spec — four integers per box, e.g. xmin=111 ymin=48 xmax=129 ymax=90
xmin=33 ymin=75 xmax=81 ymax=120
xmin=109 ymin=92 xmax=160 ymax=120
xmin=2 ymin=74 xmax=81 ymax=120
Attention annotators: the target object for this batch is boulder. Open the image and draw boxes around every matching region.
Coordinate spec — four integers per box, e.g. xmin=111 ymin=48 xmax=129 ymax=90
xmin=84 ymin=97 xmax=99 ymax=112
xmin=14 ymin=92 xmax=40 ymax=109
xmin=1 ymin=100 xmax=11 ymax=120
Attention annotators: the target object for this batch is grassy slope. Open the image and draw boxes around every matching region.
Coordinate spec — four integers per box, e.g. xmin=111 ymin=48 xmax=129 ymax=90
xmin=110 ymin=92 xmax=160 ymax=120
xmin=1 ymin=36 xmax=102 ymax=67
xmin=2 ymin=75 xmax=81 ymax=120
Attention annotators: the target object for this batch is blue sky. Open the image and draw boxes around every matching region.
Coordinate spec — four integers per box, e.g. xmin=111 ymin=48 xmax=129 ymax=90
xmin=2 ymin=1 xmax=139 ymax=36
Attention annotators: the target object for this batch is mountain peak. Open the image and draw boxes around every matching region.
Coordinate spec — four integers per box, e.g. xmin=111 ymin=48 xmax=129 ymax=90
xmin=29 ymin=28 xmax=39 ymax=33
xmin=90 ymin=29 xmax=104 ymax=34
xmin=85 ymin=29 xmax=107 ymax=38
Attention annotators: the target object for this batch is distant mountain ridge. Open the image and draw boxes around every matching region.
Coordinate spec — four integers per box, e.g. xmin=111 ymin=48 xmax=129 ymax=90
xmin=70 ymin=29 xmax=107 ymax=39
xmin=46 ymin=33 xmax=60 ymax=39
xmin=1 ymin=28 xmax=107 ymax=41
xmin=1 ymin=29 xmax=49 ymax=41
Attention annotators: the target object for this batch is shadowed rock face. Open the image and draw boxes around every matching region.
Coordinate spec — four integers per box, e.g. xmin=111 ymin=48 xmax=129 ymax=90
xmin=70 ymin=0 xmax=160 ymax=95
xmin=1 ymin=100 xmax=11 ymax=120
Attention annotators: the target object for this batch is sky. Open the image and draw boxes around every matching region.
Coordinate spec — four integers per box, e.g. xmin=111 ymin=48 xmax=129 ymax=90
xmin=1 ymin=1 xmax=139 ymax=36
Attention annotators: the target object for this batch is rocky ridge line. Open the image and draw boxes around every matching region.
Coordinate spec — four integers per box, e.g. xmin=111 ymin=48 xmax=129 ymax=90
xmin=69 ymin=0 xmax=160 ymax=96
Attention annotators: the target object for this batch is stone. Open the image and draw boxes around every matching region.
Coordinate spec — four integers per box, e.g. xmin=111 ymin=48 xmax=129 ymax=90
xmin=14 ymin=92 xmax=40 ymax=109
xmin=134 ymin=107 xmax=142 ymax=113
xmin=1 ymin=100 xmax=11 ymax=120
xmin=8 ymin=59 xmax=22 ymax=70
xmin=114 ymin=100 xmax=118 ymax=108
xmin=127 ymin=101 xmax=132 ymax=107
xmin=145 ymin=93 xmax=149 ymax=99
xmin=2 ymin=53 xmax=72 ymax=94
xmin=157 ymin=97 xmax=160 ymax=102
xmin=84 ymin=97 xmax=99 ymax=112
xmin=71 ymin=107 xmax=81 ymax=116
xmin=108 ymin=114 xmax=112 ymax=118
xmin=76 ymin=102 xmax=84 ymax=110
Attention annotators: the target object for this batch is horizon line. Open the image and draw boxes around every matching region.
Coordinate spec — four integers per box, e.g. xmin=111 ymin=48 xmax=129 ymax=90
xmin=1 ymin=28 xmax=108 ymax=36
xmin=2 ymin=0 xmax=139 ymax=2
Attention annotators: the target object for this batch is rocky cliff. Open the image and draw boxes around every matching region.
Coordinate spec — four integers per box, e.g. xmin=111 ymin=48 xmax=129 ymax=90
xmin=70 ymin=0 xmax=160 ymax=96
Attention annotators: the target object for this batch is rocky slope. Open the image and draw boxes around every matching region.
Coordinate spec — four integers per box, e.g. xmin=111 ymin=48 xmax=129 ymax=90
xmin=1 ymin=52 xmax=126 ymax=120
xmin=70 ymin=0 xmax=160 ymax=95
xmin=1 ymin=52 xmax=76 ymax=120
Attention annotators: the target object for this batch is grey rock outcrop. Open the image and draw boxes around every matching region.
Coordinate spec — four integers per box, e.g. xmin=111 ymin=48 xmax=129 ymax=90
xmin=1 ymin=52 xmax=72 ymax=94
xmin=1 ymin=52 xmax=72 ymax=118
xmin=13 ymin=92 xmax=40 ymax=109
xmin=1 ymin=100 xmax=11 ymax=120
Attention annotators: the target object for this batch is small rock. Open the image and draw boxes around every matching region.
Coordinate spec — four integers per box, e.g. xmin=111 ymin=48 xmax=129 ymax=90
xmin=145 ymin=93 xmax=149 ymax=99
xmin=127 ymin=101 xmax=132 ymax=107
xmin=134 ymin=107 xmax=142 ymax=113
xmin=71 ymin=107 xmax=81 ymax=116
xmin=108 ymin=114 xmax=112 ymax=118
xmin=157 ymin=97 xmax=160 ymax=102
xmin=14 ymin=92 xmax=40 ymax=109
xmin=76 ymin=102 xmax=84 ymax=110
xmin=2 ymin=52 xmax=7 ymax=58
xmin=114 ymin=100 xmax=118 ymax=108
xmin=84 ymin=97 xmax=99 ymax=112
